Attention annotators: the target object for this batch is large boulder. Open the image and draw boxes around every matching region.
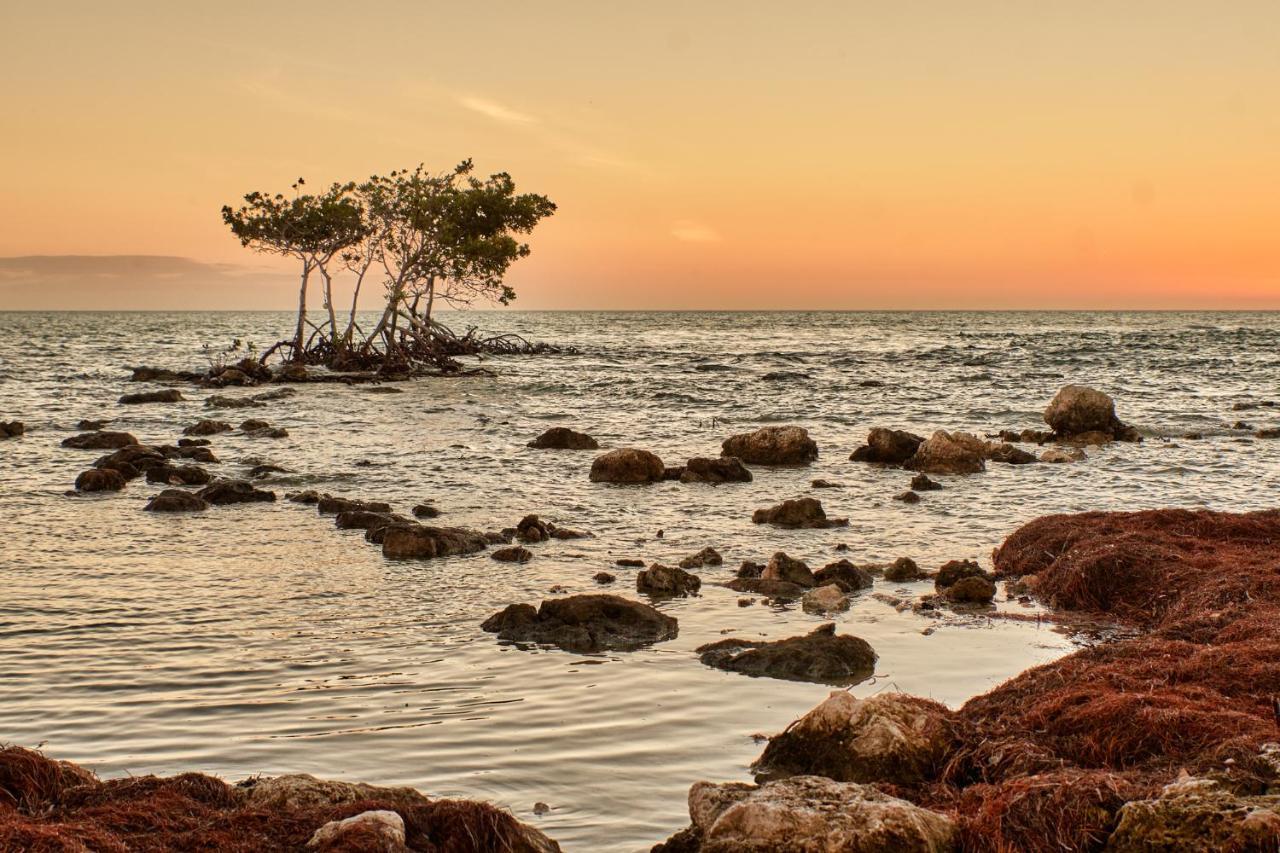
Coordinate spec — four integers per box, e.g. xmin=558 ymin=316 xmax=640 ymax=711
xmin=381 ymin=524 xmax=488 ymax=560
xmin=75 ymin=468 xmax=126 ymax=492
xmin=144 ymin=489 xmax=210 ymax=512
xmin=905 ymin=431 xmax=986 ymax=475
xmin=589 ymin=448 xmax=665 ymax=484
xmin=481 ymin=594 xmax=678 ymax=652
xmin=195 ymin=479 xmax=276 ymax=505
xmin=752 ymin=691 xmax=952 ymax=785
xmin=721 ymin=426 xmax=818 ymax=465
xmin=62 ymin=430 xmax=138 ymax=450
xmin=637 ymin=563 xmax=702 ymax=597
xmin=849 ymin=428 xmax=925 ymax=465
xmin=751 ymin=497 xmax=848 ymax=529
xmin=681 ymin=456 xmax=753 ymax=484
xmin=119 ymin=388 xmax=184 ymax=404
xmin=673 ymin=775 xmax=958 ymax=852
xmin=1106 ymin=777 xmax=1280 ymax=852
xmin=528 ymin=427 xmax=599 ymax=450
xmin=696 ymin=623 xmax=877 ymax=685
xmin=1043 ymin=384 xmax=1139 ymax=441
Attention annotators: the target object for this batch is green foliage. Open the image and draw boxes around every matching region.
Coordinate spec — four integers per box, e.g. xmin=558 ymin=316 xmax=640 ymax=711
xmin=220 ymin=181 xmax=366 ymax=264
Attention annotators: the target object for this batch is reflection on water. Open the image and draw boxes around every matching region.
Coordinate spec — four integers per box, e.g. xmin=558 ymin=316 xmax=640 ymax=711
xmin=1 ymin=310 xmax=1278 ymax=851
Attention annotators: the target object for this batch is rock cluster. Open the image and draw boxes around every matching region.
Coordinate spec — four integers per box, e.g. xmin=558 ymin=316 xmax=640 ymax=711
xmin=481 ymin=594 xmax=678 ymax=652
xmin=696 ymin=623 xmax=877 ymax=685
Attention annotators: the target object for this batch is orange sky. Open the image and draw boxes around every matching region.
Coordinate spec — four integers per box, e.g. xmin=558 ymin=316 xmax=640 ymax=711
xmin=1 ymin=2 xmax=1278 ymax=310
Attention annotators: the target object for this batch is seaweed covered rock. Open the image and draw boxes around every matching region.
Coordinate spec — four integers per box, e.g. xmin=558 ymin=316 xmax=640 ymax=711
xmin=671 ymin=775 xmax=957 ymax=853
xmin=145 ymin=489 xmax=210 ymax=512
xmin=589 ymin=448 xmax=666 ymax=484
xmin=481 ymin=594 xmax=678 ymax=652
xmin=849 ymin=427 xmax=924 ymax=465
xmin=637 ymin=564 xmax=702 ymax=597
xmin=195 ymin=479 xmax=276 ymax=505
xmin=696 ymin=623 xmax=877 ymax=684
xmin=751 ymin=498 xmax=847 ymax=529
xmin=905 ymin=431 xmax=986 ymax=475
xmin=1105 ymin=777 xmax=1280 ymax=852
xmin=752 ymin=691 xmax=952 ymax=785
xmin=934 ymin=559 xmax=995 ymax=604
xmin=119 ymin=388 xmax=184 ymax=404
xmin=527 ymin=427 xmax=599 ymax=450
xmin=381 ymin=524 xmax=488 ymax=560
xmin=1043 ymin=384 xmax=1140 ymax=442
xmin=721 ymin=426 xmax=818 ymax=465
xmin=62 ymin=430 xmax=137 ymax=450
xmin=680 ymin=456 xmax=753 ymax=483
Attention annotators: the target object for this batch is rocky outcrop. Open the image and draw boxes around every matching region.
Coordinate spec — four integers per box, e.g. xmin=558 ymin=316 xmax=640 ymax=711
xmin=752 ymin=691 xmax=952 ymax=786
xmin=762 ymin=552 xmax=816 ymax=587
xmin=661 ymin=776 xmax=957 ymax=852
xmin=183 ymin=419 xmax=232 ymax=436
xmin=75 ymin=468 xmax=126 ymax=492
xmin=721 ymin=426 xmax=818 ymax=465
xmin=481 ymin=594 xmax=678 ymax=652
xmin=934 ymin=559 xmax=996 ymax=604
xmin=637 ymin=564 xmax=702 ymax=597
xmin=1043 ymin=384 xmax=1140 ymax=442
xmin=696 ymin=623 xmax=877 ymax=684
xmin=849 ymin=428 xmax=924 ymax=465
xmin=1105 ymin=777 xmax=1280 ymax=852
xmin=381 ymin=524 xmax=488 ymax=560
xmin=119 ymin=388 xmax=184 ymax=404
xmin=527 ymin=427 xmax=599 ymax=450
xmin=144 ymin=489 xmax=210 ymax=512
xmin=62 ymin=430 xmax=138 ymax=450
xmin=195 ymin=479 xmax=276 ymax=505
xmin=679 ymin=547 xmax=723 ymax=569
xmin=751 ymin=497 xmax=848 ymax=528
xmin=813 ymin=558 xmax=873 ymax=592
xmin=589 ymin=448 xmax=666 ymax=484
xmin=904 ymin=431 xmax=986 ymax=475
xmin=680 ymin=456 xmax=752 ymax=483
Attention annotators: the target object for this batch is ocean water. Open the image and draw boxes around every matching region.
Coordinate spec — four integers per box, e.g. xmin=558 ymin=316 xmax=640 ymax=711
xmin=1 ymin=310 xmax=1278 ymax=851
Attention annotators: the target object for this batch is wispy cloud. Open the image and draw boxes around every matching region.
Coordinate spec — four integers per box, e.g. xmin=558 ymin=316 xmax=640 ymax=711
xmin=671 ymin=220 xmax=722 ymax=243
xmin=458 ymin=95 xmax=537 ymax=125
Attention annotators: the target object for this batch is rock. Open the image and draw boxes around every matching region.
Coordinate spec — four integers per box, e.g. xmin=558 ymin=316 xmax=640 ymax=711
xmin=1257 ymin=427 xmax=1280 ymax=439
xmin=144 ymin=489 xmax=210 ymax=512
xmin=894 ymin=490 xmax=921 ymax=504
xmin=1043 ymin=384 xmax=1138 ymax=441
xmin=550 ymin=525 xmax=589 ymax=540
xmin=129 ymin=366 xmax=192 ymax=382
xmin=381 ymin=524 xmax=488 ymax=560
xmin=144 ymin=464 xmax=211 ymax=486
xmin=205 ymin=394 xmax=264 ymax=409
xmin=905 ymin=430 xmax=985 ymax=475
xmin=616 ymin=558 xmax=646 ymax=568
xmin=183 ymin=419 xmax=231 ymax=436
xmin=119 ymin=388 xmax=183 ymax=404
xmin=589 ymin=448 xmax=666 ymax=484
xmin=721 ymin=426 xmax=819 ymax=465
xmin=306 ymin=809 xmax=405 ymax=851
xmin=679 ymin=547 xmax=723 ymax=569
xmin=910 ymin=473 xmax=942 ymax=491
xmin=763 ymin=552 xmax=816 ymax=587
xmin=849 ymin=428 xmax=924 ymax=465
xmin=725 ymin=578 xmax=806 ymax=599
xmin=412 ymin=503 xmax=440 ymax=518
xmin=287 ymin=490 xmax=321 ymax=504
xmin=178 ymin=438 xmax=210 ymax=447
xmin=318 ymin=496 xmax=392 ymax=515
xmin=697 ymin=624 xmax=876 ymax=684
xmin=680 ymin=456 xmax=753 ymax=483
xmin=239 ymin=773 xmax=427 ymax=812
xmin=485 ymin=530 xmax=514 ymax=545
xmin=637 ymin=563 xmax=702 ymax=597
xmin=248 ymin=464 xmax=287 ymax=477
xmin=1041 ymin=447 xmax=1086 ymax=463
xmin=1020 ymin=428 xmax=1055 ymax=444
xmin=527 ymin=427 xmax=599 ymax=449
xmin=0 ymin=421 xmax=24 ymax=438
xmin=62 ymin=430 xmax=138 ymax=450
xmin=987 ymin=443 xmax=1037 ymax=464
xmin=276 ymin=363 xmax=309 ymax=382
xmin=493 ymin=546 xmax=534 ymax=563
xmin=935 ymin=559 xmax=996 ymax=604
xmin=662 ymin=465 xmax=685 ymax=480
xmin=195 ymin=479 xmax=276 ymax=505
xmin=884 ymin=557 xmax=924 ymax=582
xmin=481 ymin=594 xmax=678 ymax=652
xmin=593 ymin=571 xmax=616 ymax=584
xmin=751 ymin=497 xmax=847 ymax=529
xmin=802 ymin=584 xmax=849 ymax=614
xmin=241 ymin=419 xmax=287 ymax=438
xmin=516 ymin=514 xmax=551 ymax=543
xmin=165 ymin=444 xmax=219 ymax=463
xmin=811 ymin=479 xmax=842 ymax=488
xmin=76 ymin=419 xmax=105 ymax=431
xmin=334 ymin=510 xmax=404 ymax=533
xmin=737 ymin=561 xmax=763 ymax=578
xmin=93 ymin=444 xmax=167 ymax=478
xmin=1106 ymin=777 xmax=1280 ymax=852
xmin=751 ymin=691 xmax=952 ymax=786
xmin=813 ymin=559 xmax=873 ymax=592
xmin=75 ymin=468 xmax=126 ymax=492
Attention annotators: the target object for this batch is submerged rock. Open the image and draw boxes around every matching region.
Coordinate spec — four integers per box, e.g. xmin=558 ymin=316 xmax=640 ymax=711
xmin=813 ymin=559 xmax=873 ymax=592
xmin=119 ymin=388 xmax=184 ymax=404
xmin=76 ymin=419 xmax=105 ymax=431
xmin=1041 ymin=447 xmax=1086 ymax=463
xmin=696 ymin=623 xmax=877 ymax=684
xmin=0 ymin=421 xmax=24 ymax=439
xmin=679 ymin=547 xmax=723 ymax=569
xmin=528 ymin=426 xmax=599 ymax=450
xmin=492 ymin=546 xmax=534 ymax=563
xmin=910 ymin=473 xmax=942 ymax=491
xmin=895 ymin=489 xmax=921 ymax=504
xmin=62 ymin=430 xmax=138 ymax=450
xmin=593 ymin=571 xmax=616 ymax=584
xmin=481 ymin=594 xmax=678 ymax=652
xmin=144 ymin=464 xmax=212 ymax=486
xmin=751 ymin=497 xmax=847 ymax=529
xmin=318 ymin=495 xmax=392 ymax=515
xmin=849 ymin=427 xmax=924 ymax=465
xmin=589 ymin=448 xmax=666 ymax=484
xmin=721 ymin=426 xmax=818 ymax=465
xmin=752 ymin=691 xmax=952 ymax=786
xmin=637 ymin=563 xmax=702 ymax=597
xmin=680 ymin=456 xmax=753 ymax=484
xmin=987 ymin=443 xmax=1037 ymax=465
xmin=183 ymin=419 xmax=231 ymax=436
xmin=145 ymin=489 xmax=210 ymax=512
xmin=381 ymin=524 xmax=488 ymax=560
xmin=75 ymin=468 xmax=126 ymax=492
xmin=195 ymin=479 xmax=276 ymax=505
xmin=724 ymin=578 xmax=807 ymax=599
xmin=412 ymin=503 xmax=441 ymax=518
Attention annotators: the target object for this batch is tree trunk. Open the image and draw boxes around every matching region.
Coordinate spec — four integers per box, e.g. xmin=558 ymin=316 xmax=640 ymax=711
xmin=293 ymin=260 xmax=313 ymax=357
xmin=319 ymin=264 xmax=338 ymax=350
xmin=423 ymin=277 xmax=436 ymax=326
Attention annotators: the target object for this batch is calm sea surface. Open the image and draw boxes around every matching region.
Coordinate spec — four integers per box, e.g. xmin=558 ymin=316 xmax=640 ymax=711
xmin=1 ymin=310 xmax=1278 ymax=850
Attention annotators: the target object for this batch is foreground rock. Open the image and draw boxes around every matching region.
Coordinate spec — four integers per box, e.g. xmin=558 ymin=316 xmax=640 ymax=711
xmin=589 ymin=448 xmax=666 ymax=483
xmin=658 ymin=775 xmax=957 ymax=853
xmin=528 ymin=426 xmax=599 ymax=449
xmin=62 ymin=430 xmax=137 ymax=450
xmin=696 ymin=623 xmax=876 ymax=684
xmin=196 ymin=479 xmax=276 ymax=505
xmin=721 ymin=426 xmax=818 ymax=465
xmin=75 ymin=468 xmax=126 ymax=492
xmin=145 ymin=489 xmax=211 ymax=512
xmin=119 ymin=388 xmax=184 ymax=404
xmin=751 ymin=497 xmax=847 ymax=528
xmin=1043 ymin=384 xmax=1140 ymax=441
xmin=752 ymin=691 xmax=951 ymax=785
xmin=680 ymin=456 xmax=752 ymax=483
xmin=381 ymin=524 xmax=488 ymax=560
xmin=306 ymin=809 xmax=404 ymax=850
xmin=481 ymin=594 xmax=678 ymax=652
xmin=849 ymin=427 xmax=924 ymax=465
xmin=934 ymin=559 xmax=996 ymax=603
xmin=1105 ymin=777 xmax=1280 ymax=851
xmin=801 ymin=584 xmax=848 ymax=614
xmin=637 ymin=563 xmax=702 ymax=597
